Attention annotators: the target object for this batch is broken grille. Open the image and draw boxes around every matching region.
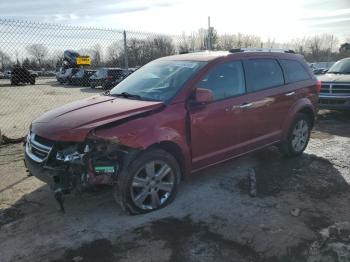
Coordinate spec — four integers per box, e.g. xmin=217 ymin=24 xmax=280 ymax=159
xmin=25 ymin=133 xmax=53 ymax=163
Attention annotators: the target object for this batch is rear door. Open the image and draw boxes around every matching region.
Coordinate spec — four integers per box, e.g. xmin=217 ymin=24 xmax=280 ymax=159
xmin=279 ymin=58 xmax=312 ymax=103
xmin=189 ymin=60 xmax=248 ymax=169
xmin=241 ymin=58 xmax=290 ymax=148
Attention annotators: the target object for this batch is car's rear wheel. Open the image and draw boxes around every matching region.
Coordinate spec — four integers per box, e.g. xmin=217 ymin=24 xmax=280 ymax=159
xmin=30 ymin=78 xmax=35 ymax=85
xmin=114 ymin=149 xmax=181 ymax=214
xmin=280 ymin=113 xmax=311 ymax=157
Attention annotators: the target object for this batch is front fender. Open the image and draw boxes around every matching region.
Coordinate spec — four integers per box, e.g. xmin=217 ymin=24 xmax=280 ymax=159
xmin=89 ymin=105 xmax=192 ymax=176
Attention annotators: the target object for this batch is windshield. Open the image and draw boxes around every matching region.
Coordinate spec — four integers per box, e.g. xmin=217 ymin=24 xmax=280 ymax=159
xmin=328 ymin=59 xmax=350 ymax=74
xmin=110 ymin=60 xmax=206 ymax=102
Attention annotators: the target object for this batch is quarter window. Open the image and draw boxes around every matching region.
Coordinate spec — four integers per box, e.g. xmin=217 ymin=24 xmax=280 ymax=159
xmin=280 ymin=59 xmax=310 ymax=83
xmin=199 ymin=61 xmax=246 ymax=100
xmin=246 ymin=59 xmax=284 ymax=92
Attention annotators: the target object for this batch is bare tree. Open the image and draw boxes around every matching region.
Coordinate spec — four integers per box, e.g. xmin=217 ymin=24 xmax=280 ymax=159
xmin=106 ymin=41 xmax=123 ymax=67
xmin=195 ymin=28 xmax=209 ymax=50
xmin=90 ymin=44 xmax=103 ymax=67
xmin=178 ymin=33 xmax=190 ymax=53
xmin=26 ymin=44 xmax=48 ymax=67
xmin=216 ymin=33 xmax=262 ymax=49
xmin=0 ymin=50 xmax=11 ymax=70
xmin=177 ymin=33 xmax=197 ymax=53
xmin=264 ymin=38 xmax=276 ymax=48
xmin=241 ymin=34 xmax=262 ymax=48
xmin=287 ymin=37 xmax=308 ymax=54
xmin=46 ymin=50 xmax=64 ymax=70
xmin=217 ymin=34 xmax=236 ymax=50
xmin=152 ymin=36 xmax=174 ymax=57
xmin=303 ymin=34 xmax=339 ymax=62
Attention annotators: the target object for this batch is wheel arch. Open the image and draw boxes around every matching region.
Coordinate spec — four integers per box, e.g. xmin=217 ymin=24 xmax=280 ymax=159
xmin=298 ymin=106 xmax=315 ymax=128
xmin=282 ymin=98 xmax=316 ymax=140
xmin=147 ymin=141 xmax=189 ymax=180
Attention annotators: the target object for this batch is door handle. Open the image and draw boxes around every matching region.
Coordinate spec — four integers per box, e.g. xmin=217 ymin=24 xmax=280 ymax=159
xmin=285 ymin=91 xmax=295 ymax=96
xmin=239 ymin=102 xmax=253 ymax=109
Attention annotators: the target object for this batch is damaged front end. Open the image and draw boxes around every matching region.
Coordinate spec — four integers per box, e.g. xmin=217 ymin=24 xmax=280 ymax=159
xmin=24 ymin=132 xmax=136 ymax=211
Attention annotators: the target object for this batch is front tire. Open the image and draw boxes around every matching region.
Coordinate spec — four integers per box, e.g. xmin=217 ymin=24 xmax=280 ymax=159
xmin=114 ymin=149 xmax=181 ymax=215
xmin=280 ymin=113 xmax=312 ymax=157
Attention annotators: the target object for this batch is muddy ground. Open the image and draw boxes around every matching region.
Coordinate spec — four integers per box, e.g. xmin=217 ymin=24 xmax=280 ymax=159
xmin=0 ymin=110 xmax=350 ymax=262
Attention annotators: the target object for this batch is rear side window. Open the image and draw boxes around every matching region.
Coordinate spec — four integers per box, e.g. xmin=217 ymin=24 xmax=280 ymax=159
xmin=199 ymin=61 xmax=246 ymax=101
xmin=246 ymin=59 xmax=284 ymax=92
xmin=280 ymin=59 xmax=310 ymax=83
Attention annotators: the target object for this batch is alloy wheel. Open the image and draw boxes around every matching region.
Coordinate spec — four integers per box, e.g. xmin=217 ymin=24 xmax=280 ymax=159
xmin=130 ymin=160 xmax=175 ymax=210
xmin=291 ymin=119 xmax=309 ymax=152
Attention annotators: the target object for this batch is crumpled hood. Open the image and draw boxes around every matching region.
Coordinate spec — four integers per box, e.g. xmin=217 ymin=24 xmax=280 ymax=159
xmin=32 ymin=95 xmax=164 ymax=141
xmin=317 ymin=73 xmax=350 ymax=83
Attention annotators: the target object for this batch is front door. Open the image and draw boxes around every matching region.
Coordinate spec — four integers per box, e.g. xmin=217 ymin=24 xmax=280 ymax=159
xmin=189 ymin=60 xmax=248 ymax=170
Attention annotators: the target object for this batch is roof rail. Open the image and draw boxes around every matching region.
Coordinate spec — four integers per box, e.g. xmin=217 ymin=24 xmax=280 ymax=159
xmin=229 ymin=48 xmax=295 ymax=54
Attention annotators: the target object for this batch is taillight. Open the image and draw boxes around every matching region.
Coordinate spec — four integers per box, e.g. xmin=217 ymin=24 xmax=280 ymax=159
xmin=107 ymin=75 xmax=113 ymax=80
xmin=316 ymin=80 xmax=321 ymax=93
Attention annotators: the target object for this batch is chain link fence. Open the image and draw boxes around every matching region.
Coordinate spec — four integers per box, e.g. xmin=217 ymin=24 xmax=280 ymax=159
xmin=0 ymin=18 xmax=188 ymax=139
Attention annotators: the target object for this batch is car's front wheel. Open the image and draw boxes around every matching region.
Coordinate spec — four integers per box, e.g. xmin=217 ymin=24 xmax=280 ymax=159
xmin=114 ymin=149 xmax=181 ymax=214
xmin=280 ymin=113 xmax=312 ymax=157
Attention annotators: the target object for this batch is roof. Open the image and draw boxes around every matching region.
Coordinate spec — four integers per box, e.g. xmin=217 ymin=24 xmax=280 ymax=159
xmin=158 ymin=51 xmax=232 ymax=62
xmin=158 ymin=50 xmax=302 ymax=62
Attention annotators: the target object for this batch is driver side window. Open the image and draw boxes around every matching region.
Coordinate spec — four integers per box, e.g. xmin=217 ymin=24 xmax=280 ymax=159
xmin=199 ymin=61 xmax=246 ymax=101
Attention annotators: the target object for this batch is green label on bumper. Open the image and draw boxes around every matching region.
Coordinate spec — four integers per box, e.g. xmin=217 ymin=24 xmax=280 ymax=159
xmin=94 ymin=166 xmax=115 ymax=173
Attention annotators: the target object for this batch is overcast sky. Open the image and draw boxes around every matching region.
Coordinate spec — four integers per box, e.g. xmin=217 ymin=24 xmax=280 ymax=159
xmin=2 ymin=0 xmax=350 ymax=42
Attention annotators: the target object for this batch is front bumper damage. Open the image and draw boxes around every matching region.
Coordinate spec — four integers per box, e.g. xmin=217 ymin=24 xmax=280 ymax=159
xmin=24 ymin=132 xmax=138 ymax=211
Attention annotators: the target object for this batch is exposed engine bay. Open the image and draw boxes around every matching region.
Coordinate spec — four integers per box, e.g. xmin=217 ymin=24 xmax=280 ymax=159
xmin=24 ymin=132 xmax=139 ymax=212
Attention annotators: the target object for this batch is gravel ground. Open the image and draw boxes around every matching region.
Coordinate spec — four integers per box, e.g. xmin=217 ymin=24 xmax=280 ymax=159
xmin=0 ymin=80 xmax=350 ymax=261
xmin=0 ymin=78 xmax=101 ymax=138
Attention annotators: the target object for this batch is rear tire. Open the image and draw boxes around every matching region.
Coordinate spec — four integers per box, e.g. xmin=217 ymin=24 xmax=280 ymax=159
xmin=30 ymin=78 xmax=35 ymax=85
xmin=279 ymin=113 xmax=311 ymax=157
xmin=113 ymin=149 xmax=181 ymax=215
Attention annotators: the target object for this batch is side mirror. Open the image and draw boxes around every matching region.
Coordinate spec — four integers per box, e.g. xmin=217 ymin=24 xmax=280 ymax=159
xmin=194 ymin=88 xmax=213 ymax=104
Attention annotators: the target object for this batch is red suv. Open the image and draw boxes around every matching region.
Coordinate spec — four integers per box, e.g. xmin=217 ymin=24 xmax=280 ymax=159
xmin=24 ymin=49 xmax=320 ymax=214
